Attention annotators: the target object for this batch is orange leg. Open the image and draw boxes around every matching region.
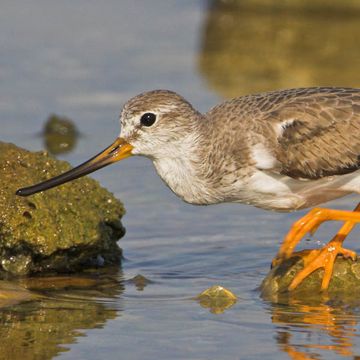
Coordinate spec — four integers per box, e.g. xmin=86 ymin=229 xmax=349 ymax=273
xmin=272 ymin=203 xmax=360 ymax=291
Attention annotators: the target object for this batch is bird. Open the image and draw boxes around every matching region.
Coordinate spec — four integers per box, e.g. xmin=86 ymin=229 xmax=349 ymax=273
xmin=16 ymin=87 xmax=360 ymax=291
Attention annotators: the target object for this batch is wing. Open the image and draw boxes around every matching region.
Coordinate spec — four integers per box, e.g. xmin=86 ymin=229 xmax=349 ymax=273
xmin=265 ymin=88 xmax=360 ymax=179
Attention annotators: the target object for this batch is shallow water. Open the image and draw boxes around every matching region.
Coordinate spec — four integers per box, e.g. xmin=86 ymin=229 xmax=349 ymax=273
xmin=1 ymin=1 xmax=360 ymax=359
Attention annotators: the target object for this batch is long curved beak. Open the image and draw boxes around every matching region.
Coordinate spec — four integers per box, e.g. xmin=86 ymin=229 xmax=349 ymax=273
xmin=16 ymin=137 xmax=133 ymax=197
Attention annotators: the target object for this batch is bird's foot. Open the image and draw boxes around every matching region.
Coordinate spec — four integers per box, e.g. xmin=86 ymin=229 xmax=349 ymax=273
xmin=272 ymin=205 xmax=360 ymax=291
xmin=272 ymin=207 xmax=360 ymax=267
xmin=288 ymin=241 xmax=357 ymax=291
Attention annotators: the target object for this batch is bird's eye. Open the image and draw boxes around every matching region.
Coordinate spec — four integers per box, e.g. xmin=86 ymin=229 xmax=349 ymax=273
xmin=140 ymin=112 xmax=156 ymax=127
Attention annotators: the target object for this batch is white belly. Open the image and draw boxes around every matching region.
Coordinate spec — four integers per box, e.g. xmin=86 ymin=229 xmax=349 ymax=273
xmin=231 ymin=170 xmax=358 ymax=212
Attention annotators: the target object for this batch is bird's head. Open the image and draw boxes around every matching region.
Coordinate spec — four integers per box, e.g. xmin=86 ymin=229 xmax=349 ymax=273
xmin=16 ymin=90 xmax=201 ymax=196
xmin=120 ymin=90 xmax=200 ymax=159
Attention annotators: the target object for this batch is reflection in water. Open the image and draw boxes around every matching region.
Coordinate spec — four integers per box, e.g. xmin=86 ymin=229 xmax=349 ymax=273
xmin=0 ymin=281 xmax=40 ymax=308
xmin=200 ymin=1 xmax=360 ymax=97
xmin=0 ymin=268 xmax=124 ymax=359
xmin=268 ymin=295 xmax=360 ymax=359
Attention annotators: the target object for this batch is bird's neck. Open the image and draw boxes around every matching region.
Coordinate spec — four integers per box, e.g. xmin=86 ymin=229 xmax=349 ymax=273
xmin=152 ymin=129 xmax=215 ymax=205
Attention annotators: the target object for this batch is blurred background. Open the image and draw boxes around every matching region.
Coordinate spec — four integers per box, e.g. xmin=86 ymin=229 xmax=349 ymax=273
xmin=1 ymin=1 xmax=360 ymax=359
xmin=2 ymin=0 xmax=360 ymax=150
xmin=201 ymin=0 xmax=360 ymax=95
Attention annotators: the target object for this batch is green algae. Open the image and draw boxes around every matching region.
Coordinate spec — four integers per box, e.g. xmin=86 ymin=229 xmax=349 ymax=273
xmin=0 ymin=142 xmax=125 ymax=276
xmin=261 ymin=254 xmax=360 ymax=302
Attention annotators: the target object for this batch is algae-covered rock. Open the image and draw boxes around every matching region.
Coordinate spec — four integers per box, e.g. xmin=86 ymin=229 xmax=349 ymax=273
xmin=0 ymin=142 xmax=125 ymax=276
xmin=195 ymin=285 xmax=237 ymax=313
xmin=261 ymin=254 xmax=360 ymax=302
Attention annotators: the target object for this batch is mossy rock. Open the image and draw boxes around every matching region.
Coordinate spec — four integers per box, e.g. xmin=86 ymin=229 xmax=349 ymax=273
xmin=0 ymin=142 xmax=125 ymax=276
xmin=261 ymin=254 xmax=360 ymax=302
xmin=195 ymin=285 xmax=237 ymax=314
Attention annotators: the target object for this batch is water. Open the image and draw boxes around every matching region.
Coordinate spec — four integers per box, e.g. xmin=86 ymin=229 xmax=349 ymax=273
xmin=1 ymin=1 xmax=360 ymax=359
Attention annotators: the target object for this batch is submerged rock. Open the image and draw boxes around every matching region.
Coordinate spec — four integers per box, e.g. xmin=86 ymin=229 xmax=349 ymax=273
xmin=261 ymin=254 xmax=360 ymax=302
xmin=127 ymin=274 xmax=152 ymax=291
xmin=0 ymin=142 xmax=125 ymax=276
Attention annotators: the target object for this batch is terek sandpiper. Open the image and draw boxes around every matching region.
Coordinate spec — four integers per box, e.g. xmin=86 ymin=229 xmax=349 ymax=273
xmin=16 ymin=87 xmax=360 ymax=291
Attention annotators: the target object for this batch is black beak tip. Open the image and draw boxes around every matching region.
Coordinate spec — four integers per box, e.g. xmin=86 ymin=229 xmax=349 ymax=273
xmin=16 ymin=188 xmax=29 ymax=197
xmin=15 ymin=188 xmax=24 ymax=196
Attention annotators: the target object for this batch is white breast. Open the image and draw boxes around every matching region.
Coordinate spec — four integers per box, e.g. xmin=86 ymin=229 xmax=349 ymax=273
xmin=153 ymin=156 xmax=216 ymax=205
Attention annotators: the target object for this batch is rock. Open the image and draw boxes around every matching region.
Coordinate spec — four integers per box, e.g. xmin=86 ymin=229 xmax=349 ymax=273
xmin=43 ymin=114 xmax=79 ymax=155
xmin=195 ymin=285 xmax=237 ymax=313
xmin=0 ymin=142 xmax=125 ymax=276
xmin=261 ymin=254 xmax=360 ymax=302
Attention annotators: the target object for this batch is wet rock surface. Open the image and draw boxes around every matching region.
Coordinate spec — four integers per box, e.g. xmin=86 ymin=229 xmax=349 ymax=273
xmin=195 ymin=285 xmax=237 ymax=313
xmin=261 ymin=254 xmax=360 ymax=302
xmin=0 ymin=142 xmax=125 ymax=276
